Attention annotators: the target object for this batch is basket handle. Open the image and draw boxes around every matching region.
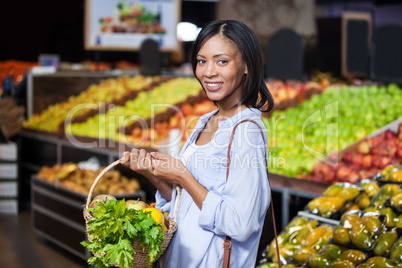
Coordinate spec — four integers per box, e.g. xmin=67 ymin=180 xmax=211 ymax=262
xmin=85 ymin=159 xmax=123 ymax=209
xmin=85 ymin=158 xmax=182 ymax=221
xmin=172 ymin=185 xmax=182 ymax=220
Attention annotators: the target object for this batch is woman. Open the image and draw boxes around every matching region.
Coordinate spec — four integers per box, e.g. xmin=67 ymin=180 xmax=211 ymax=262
xmin=123 ymin=20 xmax=274 ymax=267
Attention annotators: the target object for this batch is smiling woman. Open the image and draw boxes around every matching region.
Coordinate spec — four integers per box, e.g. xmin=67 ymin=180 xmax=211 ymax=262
xmin=195 ymin=35 xmax=247 ymax=107
xmin=122 ymin=19 xmax=276 ymax=268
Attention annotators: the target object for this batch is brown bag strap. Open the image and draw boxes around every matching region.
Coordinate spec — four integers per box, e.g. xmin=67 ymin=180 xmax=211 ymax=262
xmin=222 ymin=119 xmax=281 ymax=268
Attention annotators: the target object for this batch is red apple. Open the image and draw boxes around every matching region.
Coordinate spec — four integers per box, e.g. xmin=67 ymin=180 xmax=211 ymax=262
xmin=378 ymin=147 xmax=389 ymax=156
xmin=385 ymin=130 xmax=396 ymax=140
xmin=368 ymin=136 xmax=381 ymax=147
xmin=370 ymin=147 xmax=379 ymax=155
xmin=389 ymin=147 xmax=397 ymax=158
xmin=352 ymin=153 xmax=364 ymax=167
xmin=362 ymin=155 xmax=372 ymax=169
xmin=379 ymin=157 xmax=392 ymax=169
xmin=337 ymin=167 xmax=350 ymax=181
xmin=324 ymin=170 xmax=336 ymax=183
xmin=378 ymin=132 xmax=386 ymax=142
xmin=343 ymin=151 xmax=353 ymax=163
xmin=386 ymin=138 xmax=397 ymax=148
xmin=372 ymin=155 xmax=381 ymax=168
xmin=346 ymin=171 xmax=360 ymax=184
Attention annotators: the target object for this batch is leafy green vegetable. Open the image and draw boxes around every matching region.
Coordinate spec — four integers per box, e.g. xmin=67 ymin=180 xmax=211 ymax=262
xmin=81 ymin=199 xmax=165 ymax=268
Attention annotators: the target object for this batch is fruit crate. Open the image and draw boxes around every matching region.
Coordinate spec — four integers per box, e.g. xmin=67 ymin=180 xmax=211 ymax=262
xmin=31 ymin=175 xmax=146 ymax=260
xmin=306 ymin=117 xmax=402 ymax=185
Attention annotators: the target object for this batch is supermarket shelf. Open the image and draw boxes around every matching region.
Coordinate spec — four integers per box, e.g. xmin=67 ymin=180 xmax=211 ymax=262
xmin=269 ymin=173 xmax=328 ymax=229
xmin=297 ymin=211 xmax=340 ymax=226
xmin=31 ymin=175 xmax=146 ymax=261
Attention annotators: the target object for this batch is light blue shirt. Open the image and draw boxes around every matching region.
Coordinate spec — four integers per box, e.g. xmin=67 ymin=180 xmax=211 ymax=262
xmin=156 ymin=108 xmax=270 ymax=268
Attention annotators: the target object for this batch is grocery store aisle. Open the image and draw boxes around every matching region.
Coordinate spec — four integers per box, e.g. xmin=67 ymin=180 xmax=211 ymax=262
xmin=0 ymin=211 xmax=88 ymax=268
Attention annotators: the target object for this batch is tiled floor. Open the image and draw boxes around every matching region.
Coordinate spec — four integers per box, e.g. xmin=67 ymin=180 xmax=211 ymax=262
xmin=0 ymin=211 xmax=88 ymax=268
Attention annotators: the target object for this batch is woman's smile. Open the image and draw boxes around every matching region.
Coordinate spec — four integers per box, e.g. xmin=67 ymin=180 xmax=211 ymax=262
xmin=205 ymin=81 xmax=224 ymax=92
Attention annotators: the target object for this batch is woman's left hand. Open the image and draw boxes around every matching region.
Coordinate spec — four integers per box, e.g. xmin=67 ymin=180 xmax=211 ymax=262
xmin=150 ymin=152 xmax=188 ymax=185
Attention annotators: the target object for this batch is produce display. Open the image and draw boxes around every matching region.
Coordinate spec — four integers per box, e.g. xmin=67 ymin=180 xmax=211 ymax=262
xmin=265 ymin=80 xmax=325 ymax=109
xmin=24 ymin=75 xmax=161 ymax=133
xmin=261 ymin=216 xmax=334 ymax=265
xmin=36 ymin=162 xmax=141 ymax=196
xmin=0 ymin=60 xmax=37 ymax=92
xmin=82 ymin=196 xmax=170 ymax=268
xmin=304 ymin=122 xmax=402 ymax=184
xmin=258 ymin=165 xmax=402 ymax=268
xmin=123 ymin=79 xmax=326 ymax=148
xmin=306 ymin=183 xmax=362 ymax=218
xmin=66 ymin=77 xmax=202 ymax=142
xmin=263 ymin=83 xmax=402 ymax=178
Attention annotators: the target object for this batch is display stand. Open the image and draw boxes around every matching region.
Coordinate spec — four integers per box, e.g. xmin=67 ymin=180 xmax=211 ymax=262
xmin=0 ymin=142 xmax=18 ymax=214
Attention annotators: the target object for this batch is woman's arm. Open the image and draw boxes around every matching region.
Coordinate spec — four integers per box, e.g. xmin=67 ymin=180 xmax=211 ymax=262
xmin=150 ymin=152 xmax=208 ymax=209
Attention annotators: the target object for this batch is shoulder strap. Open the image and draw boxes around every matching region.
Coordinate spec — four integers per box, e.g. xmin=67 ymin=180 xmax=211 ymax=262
xmin=222 ymin=119 xmax=281 ymax=268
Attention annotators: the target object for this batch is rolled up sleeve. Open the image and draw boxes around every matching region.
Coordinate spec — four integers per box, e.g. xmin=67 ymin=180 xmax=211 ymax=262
xmin=155 ymin=184 xmax=177 ymax=217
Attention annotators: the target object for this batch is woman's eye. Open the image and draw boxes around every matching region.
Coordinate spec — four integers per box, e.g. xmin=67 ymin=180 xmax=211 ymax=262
xmin=218 ymin=60 xmax=227 ymax=65
xmin=197 ymin=59 xmax=206 ymax=64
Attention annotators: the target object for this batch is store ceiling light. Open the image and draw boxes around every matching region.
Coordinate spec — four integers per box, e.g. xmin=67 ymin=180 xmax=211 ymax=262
xmin=177 ymin=22 xmax=200 ymax=42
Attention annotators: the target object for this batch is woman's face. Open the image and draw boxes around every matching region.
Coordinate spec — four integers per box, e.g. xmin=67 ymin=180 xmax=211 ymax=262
xmin=195 ymin=35 xmax=247 ymax=107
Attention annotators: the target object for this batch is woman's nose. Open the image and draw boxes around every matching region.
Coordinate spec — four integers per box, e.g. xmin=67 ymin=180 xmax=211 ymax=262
xmin=205 ymin=63 xmax=217 ymax=77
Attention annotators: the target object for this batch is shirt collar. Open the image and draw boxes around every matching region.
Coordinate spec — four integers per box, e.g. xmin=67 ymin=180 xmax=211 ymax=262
xmin=197 ymin=108 xmax=261 ymax=128
xmin=180 ymin=108 xmax=262 ymax=155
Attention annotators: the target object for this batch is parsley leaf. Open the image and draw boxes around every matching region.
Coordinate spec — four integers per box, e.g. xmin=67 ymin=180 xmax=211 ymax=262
xmin=82 ymin=199 xmax=165 ymax=268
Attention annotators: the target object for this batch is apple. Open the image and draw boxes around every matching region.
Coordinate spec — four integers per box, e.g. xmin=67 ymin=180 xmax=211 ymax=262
xmin=357 ymin=141 xmax=370 ymax=154
xmin=370 ymin=147 xmax=379 ymax=155
xmin=389 ymin=147 xmax=397 ymax=158
xmin=126 ymin=199 xmax=148 ymax=210
xmin=352 ymin=153 xmax=364 ymax=167
xmin=385 ymin=130 xmax=396 ymax=140
xmin=346 ymin=171 xmax=360 ymax=184
xmin=343 ymin=152 xmax=353 ymax=163
xmin=379 ymin=157 xmax=392 ymax=169
xmin=362 ymin=155 xmax=372 ymax=169
xmin=336 ymin=167 xmax=350 ymax=181
xmin=368 ymin=137 xmax=381 ymax=147
xmin=89 ymin=194 xmax=116 ymax=209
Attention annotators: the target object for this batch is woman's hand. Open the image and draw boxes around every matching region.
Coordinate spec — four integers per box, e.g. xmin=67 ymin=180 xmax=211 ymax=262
xmin=121 ymin=149 xmax=174 ymax=201
xmin=121 ymin=149 xmax=154 ymax=178
xmin=150 ymin=152 xmax=189 ymax=185
xmin=151 ymin=151 xmax=208 ymax=209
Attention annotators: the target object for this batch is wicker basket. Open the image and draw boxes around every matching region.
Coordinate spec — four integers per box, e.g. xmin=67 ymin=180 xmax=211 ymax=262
xmin=83 ymin=159 xmax=181 ymax=268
